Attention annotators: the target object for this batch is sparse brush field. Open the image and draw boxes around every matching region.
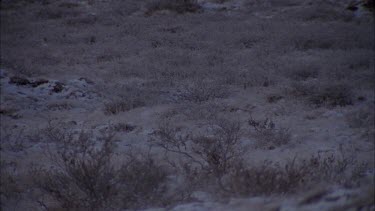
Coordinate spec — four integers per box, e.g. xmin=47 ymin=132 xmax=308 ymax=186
xmin=0 ymin=0 xmax=374 ymax=210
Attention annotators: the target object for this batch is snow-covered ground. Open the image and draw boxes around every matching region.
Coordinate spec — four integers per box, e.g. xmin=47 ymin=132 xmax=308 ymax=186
xmin=1 ymin=0 xmax=374 ymax=210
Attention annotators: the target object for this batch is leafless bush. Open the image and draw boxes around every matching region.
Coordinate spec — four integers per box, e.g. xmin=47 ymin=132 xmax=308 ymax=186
xmin=31 ymin=131 xmax=118 ymax=210
xmin=31 ymin=127 xmax=170 ymax=210
xmin=151 ymin=119 xmax=247 ymax=180
xmin=145 ymin=0 xmax=202 ymax=15
xmin=248 ymin=116 xmax=291 ymax=150
xmin=151 ymin=119 xmax=368 ymax=197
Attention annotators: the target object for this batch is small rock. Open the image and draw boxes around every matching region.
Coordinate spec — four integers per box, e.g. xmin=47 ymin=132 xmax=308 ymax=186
xmin=9 ymin=76 xmax=30 ymax=86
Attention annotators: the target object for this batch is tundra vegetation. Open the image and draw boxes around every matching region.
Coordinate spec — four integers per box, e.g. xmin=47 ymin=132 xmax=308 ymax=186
xmin=1 ymin=0 xmax=374 ymax=210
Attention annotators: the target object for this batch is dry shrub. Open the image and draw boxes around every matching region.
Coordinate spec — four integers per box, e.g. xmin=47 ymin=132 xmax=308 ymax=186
xmin=104 ymin=99 xmax=145 ymax=115
xmin=118 ymin=150 xmax=169 ymax=209
xmin=225 ymin=153 xmax=368 ymax=196
xmin=266 ymin=94 xmax=284 ymax=103
xmin=289 ymin=82 xmax=354 ymax=107
xmin=248 ymin=116 xmax=291 ymax=149
xmin=103 ymin=84 xmax=159 ymax=115
xmin=309 ymin=84 xmax=354 ymax=107
xmin=32 ymin=131 xmax=118 ymax=210
xmin=151 ymin=119 xmax=368 ymax=197
xmin=110 ymin=122 xmax=136 ymax=133
xmin=145 ymin=0 xmax=202 ymax=15
xmin=151 ymin=119 xmax=246 ymax=177
xmin=31 ymin=128 xmax=169 ymax=210
xmin=151 ymin=118 xmax=250 ymax=196
xmin=172 ymin=80 xmax=228 ymax=103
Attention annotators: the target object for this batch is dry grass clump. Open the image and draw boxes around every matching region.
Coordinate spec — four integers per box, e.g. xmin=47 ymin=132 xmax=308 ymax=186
xmin=102 ymin=83 xmax=161 ymax=115
xmin=110 ymin=122 xmax=136 ymax=133
xmin=46 ymin=101 xmax=73 ymax=111
xmin=248 ymin=116 xmax=291 ymax=150
xmin=118 ymin=152 xmax=169 ymax=209
xmin=104 ymin=99 xmax=145 ymax=115
xmin=145 ymin=0 xmax=202 ymax=15
xmin=289 ymin=82 xmax=354 ymax=108
xmin=226 ymin=153 xmax=368 ymax=196
xmin=103 ymin=94 xmax=147 ymax=115
xmin=308 ymin=84 xmax=354 ymax=107
xmin=172 ymin=80 xmax=228 ymax=103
